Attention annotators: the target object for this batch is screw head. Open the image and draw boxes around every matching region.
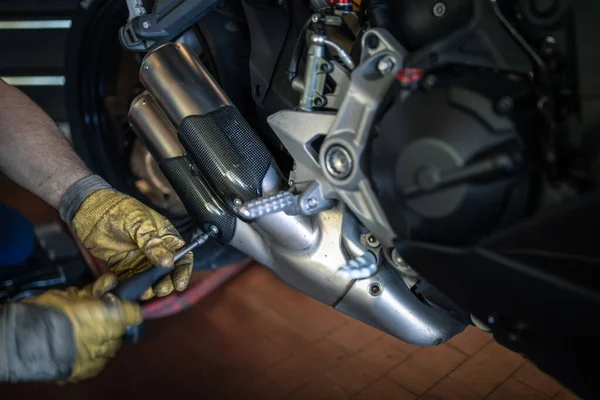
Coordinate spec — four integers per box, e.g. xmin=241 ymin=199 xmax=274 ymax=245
xmin=433 ymin=2 xmax=447 ymax=17
xmin=325 ymin=145 xmax=353 ymax=180
xmin=368 ymin=283 xmax=383 ymax=297
xmin=314 ymin=97 xmax=325 ymax=107
xmin=311 ymin=14 xmax=320 ymax=23
xmin=233 ymin=198 xmax=243 ymax=207
xmin=377 ymin=56 xmax=395 ymax=74
xmin=142 ymin=21 xmax=151 ymax=29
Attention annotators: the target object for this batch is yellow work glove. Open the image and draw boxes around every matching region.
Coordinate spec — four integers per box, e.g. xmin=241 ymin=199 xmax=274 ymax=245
xmin=22 ymin=274 xmax=142 ymax=382
xmin=71 ymin=189 xmax=193 ymax=300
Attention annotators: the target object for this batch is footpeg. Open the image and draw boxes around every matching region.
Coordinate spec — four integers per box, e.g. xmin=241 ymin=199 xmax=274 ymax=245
xmin=238 ymin=191 xmax=300 ymax=219
xmin=238 ymin=182 xmax=333 ymax=220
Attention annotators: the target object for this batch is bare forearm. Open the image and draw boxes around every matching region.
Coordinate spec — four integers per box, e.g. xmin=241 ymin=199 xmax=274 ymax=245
xmin=0 ymin=80 xmax=91 ymax=208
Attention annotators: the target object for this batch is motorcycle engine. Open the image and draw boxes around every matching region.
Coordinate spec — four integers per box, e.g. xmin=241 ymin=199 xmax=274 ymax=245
xmin=372 ymin=74 xmax=533 ymax=244
xmin=123 ymin=0 xmax=585 ymax=350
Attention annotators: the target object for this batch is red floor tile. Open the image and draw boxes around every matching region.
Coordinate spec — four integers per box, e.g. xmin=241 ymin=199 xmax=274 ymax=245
xmin=553 ymin=388 xmax=581 ymax=400
xmin=353 ymin=377 xmax=416 ymax=400
xmin=220 ymin=374 xmax=288 ymax=400
xmin=446 ymin=326 xmax=493 ymax=356
xmin=287 ymin=376 xmax=349 ymax=400
xmin=420 ymin=378 xmax=482 ymax=400
xmin=326 ymin=318 xmax=384 ymax=354
xmin=326 ymin=336 xmax=410 ymax=395
xmin=448 ymin=342 xmax=525 ymax=396
xmin=513 ymin=362 xmax=563 ymax=398
xmin=486 ymin=378 xmax=550 ymax=400
xmin=387 ymin=345 xmax=467 ymax=395
xmin=265 ymin=338 xmax=347 ymax=392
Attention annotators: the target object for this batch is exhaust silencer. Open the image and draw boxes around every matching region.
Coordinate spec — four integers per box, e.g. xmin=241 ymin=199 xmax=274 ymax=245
xmin=130 ymin=45 xmax=466 ymax=347
xmin=140 ymin=43 xmax=273 ymax=209
xmin=129 ymin=92 xmax=237 ymax=243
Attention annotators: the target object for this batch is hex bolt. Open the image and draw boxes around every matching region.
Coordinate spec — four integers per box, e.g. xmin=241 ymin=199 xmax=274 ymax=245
xmin=377 ymin=56 xmax=395 ymax=74
xmin=142 ymin=21 xmax=151 ymax=29
xmin=325 ymin=145 xmax=353 ymax=180
xmin=368 ymin=283 xmax=383 ymax=297
xmin=365 ymin=34 xmax=380 ymax=50
xmin=390 ymin=248 xmax=418 ymax=277
xmin=391 ymin=248 xmax=403 ymax=266
xmin=305 ymin=197 xmax=318 ymax=209
xmin=433 ymin=2 xmax=447 ymax=17
xmin=366 ymin=233 xmax=380 ymax=248
xmin=542 ymin=36 xmax=557 ymax=55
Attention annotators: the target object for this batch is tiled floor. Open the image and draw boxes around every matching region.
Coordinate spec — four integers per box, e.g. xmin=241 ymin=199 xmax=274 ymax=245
xmin=1 ymin=264 xmax=581 ymax=399
xmin=0 ymin=177 xmax=582 ymax=398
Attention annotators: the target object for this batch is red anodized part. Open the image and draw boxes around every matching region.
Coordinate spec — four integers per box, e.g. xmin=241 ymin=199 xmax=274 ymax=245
xmin=396 ymin=68 xmax=425 ymax=85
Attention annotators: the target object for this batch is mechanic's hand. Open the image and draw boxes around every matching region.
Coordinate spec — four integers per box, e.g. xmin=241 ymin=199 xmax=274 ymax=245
xmin=72 ymin=189 xmax=193 ymax=300
xmin=23 ymin=274 xmax=142 ymax=382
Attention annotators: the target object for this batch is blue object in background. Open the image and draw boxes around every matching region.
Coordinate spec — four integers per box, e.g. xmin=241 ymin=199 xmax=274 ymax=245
xmin=0 ymin=203 xmax=35 ymax=267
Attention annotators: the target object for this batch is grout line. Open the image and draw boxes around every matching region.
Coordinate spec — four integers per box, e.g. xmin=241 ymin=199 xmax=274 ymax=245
xmin=482 ymin=360 xmax=529 ymax=399
xmin=444 ymin=342 xmax=471 ymax=357
xmin=389 ymin=343 xmax=486 ymax=398
xmin=512 ymin=367 xmax=561 ymax=400
xmin=421 ymin=378 xmax=482 ymax=400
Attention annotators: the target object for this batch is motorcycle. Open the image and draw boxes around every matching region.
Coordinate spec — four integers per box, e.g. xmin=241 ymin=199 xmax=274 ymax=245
xmin=67 ymin=0 xmax=600 ymax=397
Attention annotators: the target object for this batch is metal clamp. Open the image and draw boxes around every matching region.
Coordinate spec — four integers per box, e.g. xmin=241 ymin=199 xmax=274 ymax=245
xmin=120 ymin=0 xmax=220 ymax=52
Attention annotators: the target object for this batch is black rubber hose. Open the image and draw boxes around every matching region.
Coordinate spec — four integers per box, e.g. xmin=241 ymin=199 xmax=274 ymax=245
xmin=287 ymin=14 xmax=313 ymax=83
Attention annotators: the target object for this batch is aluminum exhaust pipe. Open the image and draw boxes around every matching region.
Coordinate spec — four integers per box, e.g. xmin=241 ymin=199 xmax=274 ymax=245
xmin=139 ymin=43 xmax=230 ymax=125
xmin=129 ymin=92 xmax=184 ymax=160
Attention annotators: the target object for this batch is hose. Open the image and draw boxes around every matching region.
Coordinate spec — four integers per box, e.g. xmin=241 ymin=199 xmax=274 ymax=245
xmin=287 ymin=15 xmax=313 ymax=83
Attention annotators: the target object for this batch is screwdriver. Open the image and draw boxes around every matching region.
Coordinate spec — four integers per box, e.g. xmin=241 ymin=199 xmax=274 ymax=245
xmin=106 ymin=226 xmax=218 ymax=342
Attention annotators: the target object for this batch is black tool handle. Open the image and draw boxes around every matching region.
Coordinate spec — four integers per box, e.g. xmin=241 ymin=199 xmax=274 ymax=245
xmin=112 ymin=265 xmax=173 ymax=301
xmin=108 ymin=265 xmax=172 ymax=344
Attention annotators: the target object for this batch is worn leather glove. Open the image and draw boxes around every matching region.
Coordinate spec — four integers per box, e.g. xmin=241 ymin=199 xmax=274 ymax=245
xmin=60 ymin=175 xmax=193 ymax=300
xmin=0 ymin=274 xmax=142 ymax=383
